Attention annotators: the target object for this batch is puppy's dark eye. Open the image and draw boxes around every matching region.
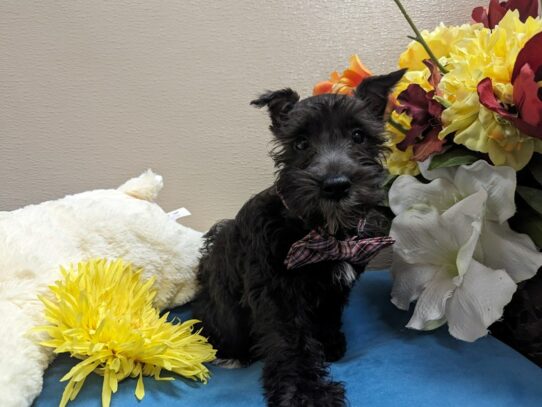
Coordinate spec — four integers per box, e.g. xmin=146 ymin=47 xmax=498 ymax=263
xmin=294 ymin=138 xmax=309 ymax=151
xmin=352 ymin=129 xmax=365 ymax=144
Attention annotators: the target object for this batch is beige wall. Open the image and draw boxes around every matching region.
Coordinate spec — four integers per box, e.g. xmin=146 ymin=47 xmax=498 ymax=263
xmin=1 ymin=0 xmax=479 ymax=231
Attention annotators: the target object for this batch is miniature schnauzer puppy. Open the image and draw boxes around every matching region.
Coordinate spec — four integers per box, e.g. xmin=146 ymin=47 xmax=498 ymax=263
xmin=192 ymin=68 xmax=405 ymax=407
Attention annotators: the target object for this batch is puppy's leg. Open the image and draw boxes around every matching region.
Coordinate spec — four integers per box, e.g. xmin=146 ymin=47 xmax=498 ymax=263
xmin=314 ymin=310 xmax=347 ymax=363
xmin=192 ymin=287 xmax=252 ymax=366
xmin=313 ymin=289 xmax=350 ymax=363
xmin=315 ymin=263 xmax=363 ymax=362
xmin=192 ymin=221 xmax=252 ymax=366
xmin=252 ymin=297 xmax=346 ymax=407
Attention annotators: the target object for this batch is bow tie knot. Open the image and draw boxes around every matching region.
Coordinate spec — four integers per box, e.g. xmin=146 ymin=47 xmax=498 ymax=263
xmin=284 ymin=220 xmax=394 ymax=270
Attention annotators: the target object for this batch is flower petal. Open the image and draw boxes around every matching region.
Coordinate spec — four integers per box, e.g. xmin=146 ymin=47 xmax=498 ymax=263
xmin=313 ymin=81 xmax=333 ymax=96
xmin=446 ymin=259 xmax=516 ymax=342
xmin=423 ymin=59 xmax=442 ymax=94
xmin=388 ymin=175 xmax=459 ymax=215
xmin=513 ymin=63 xmax=542 ymax=133
xmin=453 ymin=160 xmax=516 ymax=223
xmin=477 ymin=78 xmax=540 ymax=141
xmin=507 ymin=0 xmax=539 ymax=24
xmin=471 ymin=5 xmax=490 ymax=28
xmin=477 ymin=78 xmax=521 ymax=125
xmin=390 ymin=255 xmax=437 ymax=310
xmin=349 ymin=54 xmax=372 ymax=80
xmin=442 ymin=190 xmax=486 ymax=277
xmin=406 ymin=268 xmax=456 ymax=331
xmin=487 ymin=0 xmax=507 ymax=29
xmin=512 ymin=31 xmax=542 ymax=83
xmin=396 ymin=84 xmax=431 ymax=125
xmin=479 ymin=220 xmax=542 ymax=283
xmin=412 ymin=127 xmax=446 ymax=161
xmin=396 ymin=123 xmax=428 ymax=151
xmin=390 ymin=205 xmax=456 ymax=265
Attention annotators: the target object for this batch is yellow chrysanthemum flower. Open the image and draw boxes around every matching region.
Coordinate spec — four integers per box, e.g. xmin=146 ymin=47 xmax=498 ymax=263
xmin=385 ymin=111 xmax=420 ymax=176
xmin=440 ymin=11 xmax=542 ymax=99
xmin=35 ymin=259 xmax=216 ymax=407
xmin=398 ymin=23 xmax=481 ymax=71
xmin=438 ymin=11 xmax=542 ymax=169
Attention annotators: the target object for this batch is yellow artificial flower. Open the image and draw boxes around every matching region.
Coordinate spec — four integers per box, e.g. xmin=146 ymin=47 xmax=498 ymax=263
xmin=440 ymin=11 xmax=542 ymax=100
xmin=438 ymin=11 xmax=542 ymax=169
xmin=398 ymin=23 xmax=481 ymax=71
xmin=384 ymin=111 xmax=420 ymax=176
xmin=35 ymin=259 xmax=216 ymax=407
xmin=440 ymin=93 xmax=542 ymax=170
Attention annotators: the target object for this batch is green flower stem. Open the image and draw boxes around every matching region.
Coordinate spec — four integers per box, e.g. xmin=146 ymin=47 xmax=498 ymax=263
xmin=392 ymin=0 xmax=448 ymax=74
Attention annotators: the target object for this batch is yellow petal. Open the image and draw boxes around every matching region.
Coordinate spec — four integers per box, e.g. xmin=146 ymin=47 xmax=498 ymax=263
xmin=135 ymin=371 xmax=145 ymax=400
xmin=102 ymin=370 xmax=112 ymax=407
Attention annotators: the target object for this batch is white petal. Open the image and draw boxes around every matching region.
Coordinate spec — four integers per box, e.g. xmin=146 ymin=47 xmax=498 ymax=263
xmin=418 ymin=157 xmax=456 ymax=181
xmin=442 ymin=190 xmax=486 ymax=277
xmin=406 ymin=268 xmax=456 ymax=330
xmin=388 ymin=175 xmax=460 ymax=215
xmin=478 ymin=221 xmax=542 ymax=283
xmin=446 ymin=259 xmax=516 ymax=342
xmin=390 ymin=254 xmax=437 ymax=311
xmin=390 ymin=205 xmax=456 ymax=265
xmin=454 ymin=160 xmax=516 ymax=223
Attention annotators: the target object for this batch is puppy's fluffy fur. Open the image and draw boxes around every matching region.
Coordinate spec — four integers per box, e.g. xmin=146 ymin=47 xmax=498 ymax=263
xmin=192 ymin=70 xmax=405 ymax=406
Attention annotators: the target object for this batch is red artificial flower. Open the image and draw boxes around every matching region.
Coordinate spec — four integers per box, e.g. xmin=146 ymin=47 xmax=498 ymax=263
xmin=477 ymin=32 xmax=542 ymax=139
xmin=472 ymin=0 xmax=539 ymax=29
xmin=394 ymin=60 xmax=446 ymax=161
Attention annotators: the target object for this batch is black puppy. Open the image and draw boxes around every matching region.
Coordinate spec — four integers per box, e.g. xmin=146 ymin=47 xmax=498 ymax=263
xmin=192 ymin=69 xmax=405 ymax=407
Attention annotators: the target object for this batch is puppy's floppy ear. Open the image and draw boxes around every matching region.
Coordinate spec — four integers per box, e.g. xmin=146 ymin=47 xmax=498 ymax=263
xmin=354 ymin=69 xmax=407 ymax=119
xmin=251 ymin=89 xmax=300 ymax=127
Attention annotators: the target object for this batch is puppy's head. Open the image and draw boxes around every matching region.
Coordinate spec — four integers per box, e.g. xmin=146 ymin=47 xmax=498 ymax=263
xmin=252 ymin=69 xmax=405 ymax=233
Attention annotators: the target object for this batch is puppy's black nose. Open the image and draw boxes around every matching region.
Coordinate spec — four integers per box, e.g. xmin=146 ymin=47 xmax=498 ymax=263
xmin=322 ymin=175 xmax=351 ymax=199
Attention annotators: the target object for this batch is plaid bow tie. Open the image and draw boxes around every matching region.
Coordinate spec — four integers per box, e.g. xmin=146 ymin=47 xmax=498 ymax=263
xmin=284 ymin=220 xmax=394 ymax=270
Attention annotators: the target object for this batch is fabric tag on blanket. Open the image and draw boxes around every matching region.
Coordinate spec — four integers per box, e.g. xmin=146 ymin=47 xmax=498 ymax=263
xmin=168 ymin=207 xmax=191 ymax=220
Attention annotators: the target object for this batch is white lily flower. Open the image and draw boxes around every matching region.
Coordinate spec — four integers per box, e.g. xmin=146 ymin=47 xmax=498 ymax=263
xmin=388 ymin=160 xmax=542 ymax=341
xmin=390 ymin=160 xmax=516 ymax=223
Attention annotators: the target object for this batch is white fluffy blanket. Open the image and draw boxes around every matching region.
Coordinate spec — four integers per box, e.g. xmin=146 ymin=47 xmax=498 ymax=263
xmin=0 ymin=171 xmax=203 ymax=406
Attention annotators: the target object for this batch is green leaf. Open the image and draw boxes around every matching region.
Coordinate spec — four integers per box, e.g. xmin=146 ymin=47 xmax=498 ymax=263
xmin=428 ymin=148 xmax=479 ymax=170
xmin=380 ymin=195 xmax=390 ymax=208
xmin=528 ymin=155 xmax=542 ymax=186
xmin=511 ymin=210 xmax=542 ymax=249
xmin=520 ymin=220 xmax=542 ymax=248
xmin=517 ymin=186 xmax=542 ymax=216
xmin=382 ymin=174 xmax=398 ymax=188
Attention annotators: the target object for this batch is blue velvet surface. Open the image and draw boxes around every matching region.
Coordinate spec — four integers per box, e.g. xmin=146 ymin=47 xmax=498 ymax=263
xmin=35 ymin=270 xmax=542 ymax=407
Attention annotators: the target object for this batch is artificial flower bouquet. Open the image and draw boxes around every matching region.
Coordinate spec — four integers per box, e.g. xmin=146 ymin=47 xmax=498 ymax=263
xmin=315 ymin=0 xmax=542 ymax=356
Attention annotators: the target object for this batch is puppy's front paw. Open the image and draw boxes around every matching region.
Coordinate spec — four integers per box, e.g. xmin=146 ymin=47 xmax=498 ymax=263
xmin=323 ymin=331 xmax=346 ymax=362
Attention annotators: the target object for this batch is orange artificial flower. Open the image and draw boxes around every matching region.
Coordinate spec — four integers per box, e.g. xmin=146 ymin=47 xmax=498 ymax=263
xmin=313 ymin=55 xmax=372 ymax=96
